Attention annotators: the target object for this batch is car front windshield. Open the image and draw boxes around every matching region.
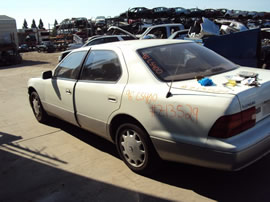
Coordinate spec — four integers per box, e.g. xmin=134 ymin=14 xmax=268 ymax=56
xmin=137 ymin=42 xmax=237 ymax=82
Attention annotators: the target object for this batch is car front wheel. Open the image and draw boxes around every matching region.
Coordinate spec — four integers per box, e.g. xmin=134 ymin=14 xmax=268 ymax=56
xmin=116 ymin=123 xmax=160 ymax=174
xmin=30 ymin=91 xmax=48 ymax=123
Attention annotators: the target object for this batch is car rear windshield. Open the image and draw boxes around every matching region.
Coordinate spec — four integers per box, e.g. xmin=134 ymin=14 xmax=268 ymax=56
xmin=137 ymin=42 xmax=237 ymax=81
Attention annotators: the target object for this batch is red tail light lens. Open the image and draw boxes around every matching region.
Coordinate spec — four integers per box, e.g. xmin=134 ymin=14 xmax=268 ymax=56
xmin=208 ymin=107 xmax=256 ymax=138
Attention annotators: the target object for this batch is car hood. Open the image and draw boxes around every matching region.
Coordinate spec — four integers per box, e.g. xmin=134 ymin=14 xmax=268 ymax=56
xmin=171 ymin=66 xmax=270 ymax=115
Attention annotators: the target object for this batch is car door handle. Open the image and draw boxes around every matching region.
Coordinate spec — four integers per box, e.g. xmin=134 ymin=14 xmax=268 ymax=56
xmin=108 ymin=96 xmax=117 ymax=103
xmin=65 ymin=89 xmax=72 ymax=94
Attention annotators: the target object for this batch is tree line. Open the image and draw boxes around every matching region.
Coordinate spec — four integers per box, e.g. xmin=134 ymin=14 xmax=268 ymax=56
xmin=22 ymin=19 xmax=58 ymax=30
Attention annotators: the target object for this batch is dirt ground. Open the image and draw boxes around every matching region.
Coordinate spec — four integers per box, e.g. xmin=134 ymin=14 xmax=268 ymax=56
xmin=1 ymin=51 xmax=270 ymax=202
xmin=20 ymin=51 xmax=61 ymax=69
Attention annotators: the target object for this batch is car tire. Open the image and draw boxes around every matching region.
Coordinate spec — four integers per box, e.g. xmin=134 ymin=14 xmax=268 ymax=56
xmin=115 ymin=123 xmax=160 ymax=174
xmin=14 ymin=54 xmax=22 ymax=64
xmin=30 ymin=91 xmax=49 ymax=123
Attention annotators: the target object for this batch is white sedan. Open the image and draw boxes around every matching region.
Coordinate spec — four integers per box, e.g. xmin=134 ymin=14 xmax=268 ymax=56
xmin=28 ymin=39 xmax=270 ymax=173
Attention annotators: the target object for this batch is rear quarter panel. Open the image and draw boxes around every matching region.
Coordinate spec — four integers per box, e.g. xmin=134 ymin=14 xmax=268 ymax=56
xmin=108 ymin=47 xmax=240 ymax=147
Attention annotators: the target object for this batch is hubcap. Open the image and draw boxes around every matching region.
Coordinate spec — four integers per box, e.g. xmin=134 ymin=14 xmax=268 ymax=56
xmin=32 ymin=96 xmax=40 ymax=117
xmin=120 ymin=129 xmax=146 ymax=167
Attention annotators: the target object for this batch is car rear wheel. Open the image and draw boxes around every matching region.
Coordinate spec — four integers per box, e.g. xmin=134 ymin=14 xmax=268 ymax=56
xmin=30 ymin=91 xmax=48 ymax=123
xmin=116 ymin=123 xmax=160 ymax=174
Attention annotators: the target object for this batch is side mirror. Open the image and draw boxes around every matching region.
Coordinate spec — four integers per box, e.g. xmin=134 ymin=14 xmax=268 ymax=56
xmin=42 ymin=71 xmax=52 ymax=79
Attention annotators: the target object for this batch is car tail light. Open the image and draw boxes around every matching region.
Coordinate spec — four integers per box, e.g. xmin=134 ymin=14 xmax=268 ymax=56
xmin=208 ymin=107 xmax=256 ymax=138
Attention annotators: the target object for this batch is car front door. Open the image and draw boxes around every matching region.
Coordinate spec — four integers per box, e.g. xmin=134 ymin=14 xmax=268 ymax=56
xmin=75 ymin=48 xmax=128 ymax=139
xmin=42 ymin=50 xmax=87 ymax=125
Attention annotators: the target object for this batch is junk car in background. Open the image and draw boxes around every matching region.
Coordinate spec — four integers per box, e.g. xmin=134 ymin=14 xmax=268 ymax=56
xmin=36 ymin=41 xmax=56 ymax=53
xmin=58 ymin=34 xmax=136 ymax=62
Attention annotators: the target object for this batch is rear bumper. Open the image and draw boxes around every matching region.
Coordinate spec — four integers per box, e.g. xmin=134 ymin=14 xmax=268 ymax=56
xmin=151 ymin=116 xmax=270 ymax=171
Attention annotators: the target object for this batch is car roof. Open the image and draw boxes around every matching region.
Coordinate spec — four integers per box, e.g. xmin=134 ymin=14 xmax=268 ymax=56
xmin=74 ymin=39 xmax=192 ymax=52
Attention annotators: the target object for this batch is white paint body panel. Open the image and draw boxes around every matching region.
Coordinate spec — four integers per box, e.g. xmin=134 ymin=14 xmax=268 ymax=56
xmin=43 ymin=79 xmax=78 ymax=125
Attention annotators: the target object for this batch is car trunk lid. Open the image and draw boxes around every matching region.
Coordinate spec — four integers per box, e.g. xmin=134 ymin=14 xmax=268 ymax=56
xmin=171 ymin=67 xmax=270 ymax=122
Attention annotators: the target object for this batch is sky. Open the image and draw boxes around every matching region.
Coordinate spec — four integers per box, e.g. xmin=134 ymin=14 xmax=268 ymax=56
xmin=1 ymin=0 xmax=270 ymax=29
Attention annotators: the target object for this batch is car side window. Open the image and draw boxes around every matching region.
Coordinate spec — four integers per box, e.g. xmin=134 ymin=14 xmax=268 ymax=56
xmin=170 ymin=26 xmax=180 ymax=34
xmin=54 ymin=51 xmax=86 ymax=79
xmin=103 ymin=37 xmax=119 ymax=43
xmin=122 ymin=36 xmax=136 ymax=40
xmin=149 ymin=27 xmax=167 ymax=39
xmin=88 ymin=38 xmax=104 ymax=46
xmin=80 ymin=50 xmax=121 ymax=82
xmin=87 ymin=37 xmax=119 ymax=46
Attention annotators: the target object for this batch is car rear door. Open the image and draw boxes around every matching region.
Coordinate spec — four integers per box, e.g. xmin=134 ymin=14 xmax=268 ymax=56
xmin=75 ymin=47 xmax=128 ymax=139
xmin=43 ymin=50 xmax=87 ymax=125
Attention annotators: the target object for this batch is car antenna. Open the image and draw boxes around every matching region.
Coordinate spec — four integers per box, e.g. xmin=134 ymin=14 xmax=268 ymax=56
xmin=166 ymin=81 xmax=173 ymax=98
xmin=166 ymin=63 xmax=181 ymax=98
